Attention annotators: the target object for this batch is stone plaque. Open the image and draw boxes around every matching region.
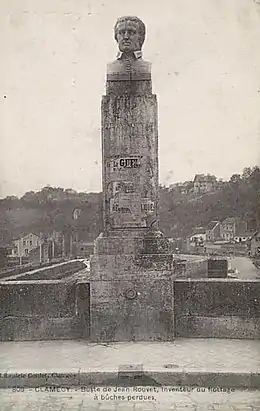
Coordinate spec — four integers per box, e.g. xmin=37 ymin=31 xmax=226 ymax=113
xmin=110 ymin=193 xmax=142 ymax=228
xmin=107 ymin=156 xmax=142 ymax=173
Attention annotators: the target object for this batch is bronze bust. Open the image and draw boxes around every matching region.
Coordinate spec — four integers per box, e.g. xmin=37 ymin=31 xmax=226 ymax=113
xmin=107 ymin=16 xmax=151 ymax=82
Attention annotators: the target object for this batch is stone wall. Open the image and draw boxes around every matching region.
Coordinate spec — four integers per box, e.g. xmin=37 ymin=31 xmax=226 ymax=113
xmin=185 ymin=258 xmax=208 ymax=278
xmin=0 ymin=280 xmax=90 ymax=341
xmin=2 ymin=260 xmax=86 ymax=281
xmin=175 ymin=255 xmax=227 ymax=279
xmin=207 ymin=258 xmax=228 ymax=278
xmin=1 ymin=277 xmax=260 ymax=341
xmin=174 ymin=279 xmax=260 ymax=339
xmin=0 ymin=260 xmax=55 ymax=280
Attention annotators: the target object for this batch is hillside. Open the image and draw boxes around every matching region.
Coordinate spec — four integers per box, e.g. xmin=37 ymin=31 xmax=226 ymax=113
xmin=0 ymin=166 xmax=259 ymax=244
xmin=159 ymin=166 xmax=260 ymax=237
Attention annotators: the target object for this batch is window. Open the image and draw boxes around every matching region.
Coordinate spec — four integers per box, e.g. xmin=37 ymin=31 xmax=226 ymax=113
xmin=25 ymin=249 xmax=29 ymax=255
xmin=30 ymin=241 xmax=32 ymax=246
xmin=23 ymin=240 xmax=26 ymax=246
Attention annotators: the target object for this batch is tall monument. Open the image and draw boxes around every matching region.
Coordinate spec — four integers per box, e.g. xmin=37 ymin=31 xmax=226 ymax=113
xmin=103 ymin=16 xmax=158 ymax=233
xmin=90 ymin=16 xmax=175 ymax=342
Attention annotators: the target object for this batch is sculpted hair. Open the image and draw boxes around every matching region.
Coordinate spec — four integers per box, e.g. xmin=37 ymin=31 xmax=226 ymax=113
xmin=114 ymin=16 xmax=146 ymax=48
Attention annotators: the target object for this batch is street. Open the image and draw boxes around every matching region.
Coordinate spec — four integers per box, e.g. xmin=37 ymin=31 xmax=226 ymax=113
xmin=230 ymin=256 xmax=260 ymax=279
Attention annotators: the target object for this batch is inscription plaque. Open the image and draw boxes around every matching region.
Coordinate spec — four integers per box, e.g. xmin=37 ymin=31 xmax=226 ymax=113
xmin=119 ymin=158 xmax=141 ymax=168
xmin=108 ymin=156 xmax=142 ymax=172
xmin=109 ymin=193 xmax=142 ymax=228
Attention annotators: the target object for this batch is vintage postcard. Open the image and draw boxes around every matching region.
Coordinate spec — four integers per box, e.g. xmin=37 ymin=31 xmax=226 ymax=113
xmin=1 ymin=0 xmax=260 ymax=410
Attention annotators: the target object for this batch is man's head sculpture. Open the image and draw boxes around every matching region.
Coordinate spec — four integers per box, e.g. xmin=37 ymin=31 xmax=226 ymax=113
xmin=114 ymin=16 xmax=146 ymax=53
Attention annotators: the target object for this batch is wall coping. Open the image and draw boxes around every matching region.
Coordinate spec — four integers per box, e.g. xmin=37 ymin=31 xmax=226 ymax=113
xmin=0 ymin=280 xmax=75 ymax=285
xmin=175 ymin=278 xmax=260 ymax=283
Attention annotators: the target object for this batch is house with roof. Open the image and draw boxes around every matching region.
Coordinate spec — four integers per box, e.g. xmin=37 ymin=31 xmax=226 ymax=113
xmin=186 ymin=227 xmax=206 ymax=254
xmin=187 ymin=227 xmax=206 ymax=247
xmin=11 ymin=233 xmax=41 ymax=258
xmin=219 ymin=217 xmax=248 ymax=242
xmin=219 ymin=217 xmax=237 ymax=242
xmin=205 ymin=221 xmax=221 ymax=242
xmin=193 ymin=174 xmax=217 ymax=194
xmin=169 ymin=181 xmax=193 ymax=195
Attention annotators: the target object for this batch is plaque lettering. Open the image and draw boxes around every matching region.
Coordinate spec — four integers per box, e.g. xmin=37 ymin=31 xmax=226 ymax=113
xmin=141 ymin=201 xmax=155 ymax=213
xmin=112 ymin=204 xmax=131 ymax=213
xmin=119 ymin=158 xmax=140 ymax=168
xmin=108 ymin=156 xmax=142 ymax=171
xmin=124 ymin=182 xmax=135 ymax=193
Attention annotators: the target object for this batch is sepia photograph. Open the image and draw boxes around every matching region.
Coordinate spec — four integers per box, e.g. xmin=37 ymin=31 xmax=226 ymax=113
xmin=1 ymin=0 xmax=260 ymax=409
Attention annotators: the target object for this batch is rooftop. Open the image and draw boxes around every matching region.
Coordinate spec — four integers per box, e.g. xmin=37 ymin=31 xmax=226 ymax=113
xmin=194 ymin=174 xmax=216 ymax=183
xmin=13 ymin=232 xmax=40 ymax=241
xmin=222 ymin=217 xmax=237 ymax=225
xmin=206 ymin=221 xmax=220 ymax=230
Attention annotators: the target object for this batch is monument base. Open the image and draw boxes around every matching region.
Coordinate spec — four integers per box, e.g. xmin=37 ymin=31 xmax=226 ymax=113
xmin=89 ymin=276 xmax=174 ymax=342
xmin=88 ymin=230 xmax=176 ymax=342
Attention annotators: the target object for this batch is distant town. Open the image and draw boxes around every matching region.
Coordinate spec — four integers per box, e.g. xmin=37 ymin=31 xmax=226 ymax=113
xmin=0 ymin=165 xmax=260 ymax=271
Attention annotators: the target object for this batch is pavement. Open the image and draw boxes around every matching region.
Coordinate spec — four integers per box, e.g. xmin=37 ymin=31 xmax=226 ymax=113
xmin=0 ymin=338 xmax=260 ymax=389
xmin=1 ymin=338 xmax=260 ymax=409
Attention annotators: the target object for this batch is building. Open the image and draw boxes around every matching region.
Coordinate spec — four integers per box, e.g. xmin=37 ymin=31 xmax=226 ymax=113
xmin=189 ymin=233 xmax=206 ymax=244
xmin=220 ymin=218 xmax=247 ymax=242
xmin=193 ymin=174 xmax=217 ymax=194
xmin=250 ymin=230 xmax=260 ymax=257
xmin=187 ymin=227 xmax=207 ymax=252
xmin=28 ymin=241 xmax=50 ymax=264
xmin=11 ymin=233 xmax=41 ymax=258
xmin=28 ymin=234 xmax=63 ymax=264
xmin=234 ymin=232 xmax=252 ymax=244
xmin=186 ymin=231 xmax=206 ymax=254
xmin=205 ymin=221 xmax=220 ymax=242
xmin=169 ymin=181 xmax=193 ymax=195
xmin=220 ymin=217 xmax=237 ymax=242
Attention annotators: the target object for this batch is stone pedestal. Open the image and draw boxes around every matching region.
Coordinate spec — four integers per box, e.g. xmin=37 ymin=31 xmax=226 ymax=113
xmin=89 ymin=229 xmax=175 ymax=342
xmin=89 ymin=276 xmax=174 ymax=342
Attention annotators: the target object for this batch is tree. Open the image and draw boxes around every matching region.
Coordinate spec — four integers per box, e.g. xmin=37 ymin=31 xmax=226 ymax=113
xmin=230 ymin=174 xmax=241 ymax=184
xmin=242 ymin=167 xmax=252 ymax=180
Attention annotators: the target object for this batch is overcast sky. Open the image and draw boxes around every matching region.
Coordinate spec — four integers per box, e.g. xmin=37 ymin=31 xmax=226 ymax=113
xmin=1 ymin=0 xmax=260 ymax=197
